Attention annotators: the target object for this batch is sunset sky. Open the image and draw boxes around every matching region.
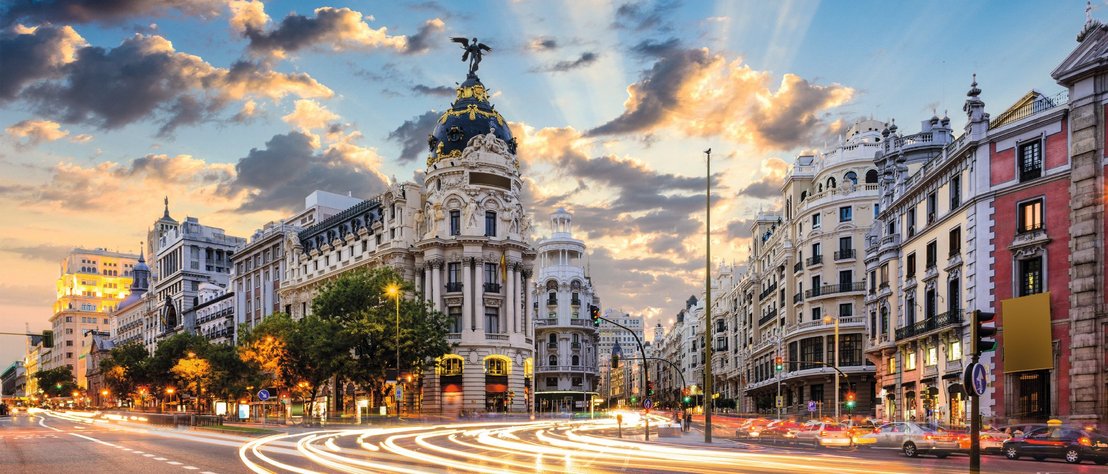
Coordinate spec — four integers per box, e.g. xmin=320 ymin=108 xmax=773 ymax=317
xmin=0 ymin=0 xmax=1085 ymax=365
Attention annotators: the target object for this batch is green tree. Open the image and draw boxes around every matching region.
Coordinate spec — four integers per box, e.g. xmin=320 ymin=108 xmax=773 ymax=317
xmin=312 ymin=267 xmax=454 ymax=405
xmin=147 ymin=333 xmax=210 ymax=402
xmin=100 ymin=342 xmax=151 ymax=404
xmin=34 ymin=367 xmax=78 ymax=398
xmin=205 ymin=342 xmax=260 ymax=404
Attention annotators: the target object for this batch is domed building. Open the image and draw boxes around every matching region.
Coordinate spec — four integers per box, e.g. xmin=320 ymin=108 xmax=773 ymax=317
xmin=279 ymin=68 xmax=537 ymax=417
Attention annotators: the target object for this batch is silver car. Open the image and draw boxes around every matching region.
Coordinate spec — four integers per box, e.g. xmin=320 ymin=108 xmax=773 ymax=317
xmin=858 ymin=422 xmax=961 ymax=458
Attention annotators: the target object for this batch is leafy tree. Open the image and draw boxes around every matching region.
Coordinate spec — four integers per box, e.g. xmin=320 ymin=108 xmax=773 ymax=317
xmin=312 ymin=267 xmax=454 ymax=405
xmin=205 ymin=342 xmax=260 ymax=403
xmin=100 ymin=342 xmax=151 ymax=405
xmin=34 ymin=367 xmax=78 ymax=398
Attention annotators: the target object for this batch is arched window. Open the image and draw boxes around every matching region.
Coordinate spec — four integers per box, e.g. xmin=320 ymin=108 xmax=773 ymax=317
xmin=485 ymin=357 xmax=509 ymax=376
xmin=524 ymin=358 xmax=533 ymax=377
xmin=547 ymin=354 xmax=557 ymax=366
xmin=827 ymin=177 xmax=837 ymax=189
xmin=437 ymin=355 xmax=463 ymax=376
xmin=865 ymin=169 xmax=879 ymax=184
xmin=844 ymin=171 xmax=858 ymax=185
xmin=572 ymin=355 xmax=580 ymax=366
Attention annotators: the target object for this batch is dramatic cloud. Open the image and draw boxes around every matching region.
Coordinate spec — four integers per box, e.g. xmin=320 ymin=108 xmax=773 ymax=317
xmin=0 ymin=25 xmax=87 ymax=101
xmin=736 ymin=157 xmax=789 ymax=199
xmin=242 ymin=6 xmax=412 ymax=58
xmin=0 ymin=0 xmax=224 ymax=26
xmin=531 ymin=52 xmax=598 ymax=73
xmin=2 ymin=29 xmax=332 ymax=134
xmin=403 ymin=18 xmax=445 ymax=55
xmin=387 ymin=110 xmax=439 ymax=164
xmin=411 ymin=84 xmax=454 ymax=96
xmin=586 ymin=47 xmax=853 ymax=151
xmin=613 ymin=0 xmax=680 ymax=32
xmin=0 ymin=240 xmax=71 ymax=262
xmin=629 ymin=37 xmax=680 ymax=58
xmin=228 ymin=0 xmax=268 ymax=34
xmin=224 ymin=131 xmax=388 ymax=212
xmin=281 ymin=99 xmax=339 ymax=132
xmin=5 ymin=119 xmax=69 ymax=147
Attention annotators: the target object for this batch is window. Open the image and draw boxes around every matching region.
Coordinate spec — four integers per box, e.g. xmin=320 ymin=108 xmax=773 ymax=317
xmin=844 ymin=171 xmax=858 ymax=185
xmin=812 ymin=213 xmax=821 ymax=229
xmin=1019 ymin=256 xmax=1043 ymax=296
xmin=906 ymin=208 xmax=916 ymax=236
xmin=948 ymin=279 xmax=961 ymax=314
xmin=1018 ymin=140 xmax=1042 ymax=182
xmin=905 ymin=296 xmax=916 ymax=326
xmin=799 ymin=337 xmax=824 ymax=369
xmin=448 ymin=306 xmax=462 ymax=333
xmin=1018 ymin=199 xmax=1044 ymax=233
xmin=887 ymin=356 xmax=896 ymax=374
xmin=547 ymin=355 xmax=556 ymax=366
xmin=484 ymin=263 xmax=498 ymax=285
xmin=571 ymin=355 xmax=580 ymax=366
xmin=950 ymin=175 xmax=961 ymax=209
xmin=838 ymin=303 xmax=853 ymax=317
xmin=926 ymin=346 xmax=938 ymax=366
xmin=572 ymin=376 xmax=582 ymax=386
xmin=948 ymin=227 xmax=961 ymax=256
xmin=548 ymin=333 xmax=556 ymax=344
xmin=485 ymin=307 xmax=500 ymax=333
xmin=449 ymin=210 xmax=460 ymax=235
xmin=811 ymin=306 xmax=822 ymax=322
xmin=839 ymin=206 xmax=852 ymax=222
xmin=906 ymin=253 xmax=916 ymax=278
xmin=485 ymin=211 xmax=497 ymax=236
xmin=812 ymin=242 xmax=821 ymax=258
xmin=447 ymin=262 xmax=460 ymax=284
xmin=925 ymin=288 xmax=936 ymax=318
xmin=879 ymin=264 xmax=889 ymax=287
xmin=927 ymin=193 xmax=937 ymax=224
xmin=904 ymin=351 xmax=917 ymax=370
xmin=440 ymin=357 xmax=463 ymax=376
xmin=948 ymin=340 xmax=962 ymax=361
xmin=546 ymin=377 xmax=557 ymax=387
xmin=485 ymin=357 xmax=508 ymax=376
xmin=839 ymin=334 xmax=862 ymax=366
xmin=926 ymin=241 xmax=937 ymax=269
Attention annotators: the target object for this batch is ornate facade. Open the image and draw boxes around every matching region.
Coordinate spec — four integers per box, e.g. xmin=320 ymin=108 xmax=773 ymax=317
xmin=279 ymin=71 xmax=536 ymax=416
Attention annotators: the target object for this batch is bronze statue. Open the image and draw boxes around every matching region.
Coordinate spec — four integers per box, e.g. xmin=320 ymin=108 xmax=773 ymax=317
xmin=452 ymin=37 xmax=491 ymax=76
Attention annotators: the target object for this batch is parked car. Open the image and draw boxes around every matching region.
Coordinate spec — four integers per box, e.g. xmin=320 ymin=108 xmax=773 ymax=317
xmin=844 ymin=419 xmax=879 ymax=445
xmin=997 ymin=423 xmax=1049 ymax=439
xmin=758 ymin=420 xmax=803 ymax=439
xmin=857 ymin=422 xmax=960 ymax=457
xmin=736 ymin=418 xmax=772 ymax=438
xmin=955 ymin=428 xmax=1006 ymax=453
xmin=1002 ymin=426 xmax=1108 ymax=465
xmin=795 ymin=422 xmax=852 ymax=447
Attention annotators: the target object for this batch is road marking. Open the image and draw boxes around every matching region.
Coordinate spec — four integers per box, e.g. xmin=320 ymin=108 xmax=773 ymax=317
xmin=143 ymin=453 xmax=155 ymax=457
xmin=182 ymin=466 xmax=199 ymax=470
xmin=167 ymin=461 xmax=183 ymax=465
xmin=201 ymin=471 xmax=218 ymax=474
xmin=154 ymin=457 xmax=168 ymax=461
xmin=69 ymin=432 xmax=120 ymax=448
xmin=37 ymin=417 xmax=62 ymax=432
xmin=133 ymin=450 xmax=144 ymax=454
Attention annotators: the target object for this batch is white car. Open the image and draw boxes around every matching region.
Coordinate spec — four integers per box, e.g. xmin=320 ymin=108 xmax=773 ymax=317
xmin=794 ymin=422 xmax=852 ymax=447
xmin=858 ymin=422 xmax=960 ymax=458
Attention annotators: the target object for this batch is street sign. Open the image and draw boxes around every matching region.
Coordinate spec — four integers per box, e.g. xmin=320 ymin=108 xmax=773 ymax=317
xmin=807 ymin=400 xmax=817 ymax=412
xmin=776 ymin=395 xmax=783 ymax=408
xmin=643 ymin=398 xmax=653 ymax=409
xmin=965 ymin=362 xmax=988 ymax=396
xmin=395 ymin=385 xmax=403 ymax=401
xmin=256 ymin=389 xmax=270 ymax=401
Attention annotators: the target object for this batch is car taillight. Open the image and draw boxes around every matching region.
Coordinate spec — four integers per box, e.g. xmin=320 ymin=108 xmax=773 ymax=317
xmin=820 ymin=430 xmax=826 ymax=437
xmin=1079 ymin=437 xmax=1092 ymax=447
xmin=924 ymin=434 xmax=933 ymax=440
xmin=873 ymin=428 xmax=881 ymax=434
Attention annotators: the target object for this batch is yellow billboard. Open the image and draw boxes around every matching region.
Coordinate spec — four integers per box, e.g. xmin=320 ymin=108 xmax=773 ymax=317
xmin=1001 ymin=292 xmax=1053 ymax=373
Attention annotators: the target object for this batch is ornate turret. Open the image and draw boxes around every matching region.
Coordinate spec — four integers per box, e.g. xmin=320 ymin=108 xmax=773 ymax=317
xmin=425 ymin=74 xmax=516 ymax=168
xmin=118 ymin=246 xmax=150 ymax=309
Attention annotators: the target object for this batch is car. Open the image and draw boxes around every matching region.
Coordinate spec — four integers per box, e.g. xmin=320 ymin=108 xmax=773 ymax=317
xmin=956 ymin=428 xmax=1006 ymax=453
xmin=1002 ymin=426 xmax=1108 ymax=465
xmin=758 ymin=420 xmax=803 ymax=439
xmin=735 ymin=418 xmax=772 ymax=438
xmin=996 ymin=423 xmax=1049 ymax=439
xmin=844 ymin=419 xmax=879 ymax=445
xmin=857 ymin=422 xmax=960 ymax=458
xmin=795 ymin=422 xmax=852 ymax=447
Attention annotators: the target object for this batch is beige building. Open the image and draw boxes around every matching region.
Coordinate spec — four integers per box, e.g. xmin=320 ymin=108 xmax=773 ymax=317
xmin=47 ymin=248 xmax=138 ymax=387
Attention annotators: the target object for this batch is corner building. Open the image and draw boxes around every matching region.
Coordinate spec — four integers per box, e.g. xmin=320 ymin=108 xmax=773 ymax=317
xmin=280 ymin=71 xmax=536 ymax=416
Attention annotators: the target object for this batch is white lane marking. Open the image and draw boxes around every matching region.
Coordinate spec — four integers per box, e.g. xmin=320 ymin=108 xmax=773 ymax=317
xmin=167 ymin=461 xmax=183 ymax=465
xmin=201 ymin=471 xmax=217 ymax=474
xmin=133 ymin=450 xmax=145 ymax=454
xmin=37 ymin=417 xmax=62 ymax=432
xmin=69 ymin=433 xmax=120 ymax=448
xmin=154 ymin=457 xmax=168 ymax=461
xmin=143 ymin=453 xmax=155 ymax=457
xmin=182 ymin=466 xmax=199 ymax=470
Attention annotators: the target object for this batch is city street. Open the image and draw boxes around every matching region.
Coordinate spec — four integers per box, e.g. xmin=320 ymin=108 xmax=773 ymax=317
xmin=0 ymin=410 xmax=1099 ymax=473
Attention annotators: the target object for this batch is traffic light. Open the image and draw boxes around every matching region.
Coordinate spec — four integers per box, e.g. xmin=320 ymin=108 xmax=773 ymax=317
xmin=42 ymin=330 xmax=54 ymax=348
xmin=774 ymin=356 xmax=784 ymax=372
xmin=610 ymin=353 xmax=619 ymax=368
xmin=972 ymin=310 xmax=997 ymax=355
xmin=845 ymin=391 xmax=856 ymax=409
xmin=683 ymin=395 xmax=692 ymax=405
xmin=630 ymin=395 xmax=638 ymax=403
xmin=646 ymin=381 xmax=655 ymax=397
xmin=589 ymin=305 xmax=601 ymax=326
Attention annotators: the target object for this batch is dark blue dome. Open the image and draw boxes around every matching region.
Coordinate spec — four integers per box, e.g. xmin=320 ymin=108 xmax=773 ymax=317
xmin=426 ymin=75 xmax=515 ymax=167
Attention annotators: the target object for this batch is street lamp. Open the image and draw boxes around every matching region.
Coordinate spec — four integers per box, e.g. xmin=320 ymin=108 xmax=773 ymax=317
xmin=165 ymin=387 xmax=176 ymax=413
xmin=822 ymin=314 xmax=840 ymax=421
xmin=385 ymin=283 xmax=401 ymax=418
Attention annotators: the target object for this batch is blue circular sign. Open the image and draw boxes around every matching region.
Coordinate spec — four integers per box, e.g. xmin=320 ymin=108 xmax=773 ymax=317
xmin=257 ymin=389 xmax=271 ymax=401
xmin=643 ymin=398 xmax=653 ymax=409
xmin=971 ymin=363 xmax=988 ymax=396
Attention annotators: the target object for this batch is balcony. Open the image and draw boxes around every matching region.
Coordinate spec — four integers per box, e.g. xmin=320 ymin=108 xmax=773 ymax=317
xmin=571 ymin=297 xmax=581 ymax=306
xmin=793 ymin=292 xmax=803 ymax=304
xmin=806 ymin=255 xmax=823 ymax=267
xmin=546 ymin=297 xmax=558 ymax=306
xmin=804 ymin=282 xmax=865 ymax=298
xmin=757 ymin=308 xmax=778 ymax=326
xmin=834 ymin=249 xmax=855 ymax=260
xmin=483 ymin=282 xmax=502 ymax=293
xmin=759 ymin=282 xmax=778 ymax=300
xmin=945 ymin=359 xmax=963 ymax=374
xmin=487 ymin=334 xmax=508 ymax=341
xmin=793 ymin=261 xmax=803 ymax=273
xmin=447 ymin=333 xmax=461 ymax=340
xmin=571 ymin=342 xmax=581 ymax=350
xmin=445 ymin=282 xmax=463 ymax=293
xmin=535 ymin=318 xmax=557 ymax=326
xmin=570 ymin=319 xmax=589 ymax=327
xmin=547 ymin=342 xmax=557 ymax=350
xmin=894 ymin=311 xmax=963 ymax=341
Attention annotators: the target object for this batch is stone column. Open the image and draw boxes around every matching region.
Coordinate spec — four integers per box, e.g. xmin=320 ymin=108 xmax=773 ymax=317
xmin=462 ymin=259 xmax=473 ymax=331
xmin=423 ymin=265 xmax=431 ymax=302
xmin=474 ymin=258 xmax=485 ymax=333
xmin=505 ymin=262 xmax=515 ymax=334
xmin=522 ymin=266 xmax=533 ymax=339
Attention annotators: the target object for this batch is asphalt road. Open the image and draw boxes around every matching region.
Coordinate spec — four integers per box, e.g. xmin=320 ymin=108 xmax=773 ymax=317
xmin=1 ymin=411 xmax=1100 ymax=473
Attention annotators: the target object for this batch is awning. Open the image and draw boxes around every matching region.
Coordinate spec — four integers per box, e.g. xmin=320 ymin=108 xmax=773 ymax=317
xmin=925 ymin=386 xmax=939 ymax=397
xmin=948 ymin=383 xmax=965 ymax=396
xmin=1001 ymin=292 xmax=1054 ymax=373
xmin=443 ymin=383 xmax=463 ymax=393
xmin=485 ymin=383 xmax=508 ymax=393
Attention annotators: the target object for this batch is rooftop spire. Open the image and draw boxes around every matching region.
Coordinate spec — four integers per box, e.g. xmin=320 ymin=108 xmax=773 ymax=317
xmin=967 ymin=73 xmax=981 ymax=98
xmin=163 ymin=195 xmax=171 ymax=219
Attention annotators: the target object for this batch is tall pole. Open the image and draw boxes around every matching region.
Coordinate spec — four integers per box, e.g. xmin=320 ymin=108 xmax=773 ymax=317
xmin=704 ymin=147 xmax=713 ymax=443
xmin=834 ymin=317 xmax=840 ymax=421
xmin=776 ymin=338 xmax=782 ymax=420
xmin=394 ymin=287 xmax=401 ymax=418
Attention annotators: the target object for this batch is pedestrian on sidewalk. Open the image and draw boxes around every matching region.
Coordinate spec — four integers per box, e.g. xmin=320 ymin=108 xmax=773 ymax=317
xmin=684 ymin=411 xmax=692 ymax=432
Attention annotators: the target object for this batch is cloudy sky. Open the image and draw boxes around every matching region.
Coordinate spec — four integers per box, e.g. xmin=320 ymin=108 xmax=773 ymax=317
xmin=0 ymin=0 xmax=1085 ymax=365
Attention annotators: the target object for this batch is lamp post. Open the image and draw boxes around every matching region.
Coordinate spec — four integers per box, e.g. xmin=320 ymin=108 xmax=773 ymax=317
xmin=386 ymin=283 xmax=401 ymax=418
xmin=101 ymin=389 xmax=110 ymax=408
xmin=703 ymin=147 xmax=713 ymax=443
xmin=822 ymin=314 xmax=840 ymax=421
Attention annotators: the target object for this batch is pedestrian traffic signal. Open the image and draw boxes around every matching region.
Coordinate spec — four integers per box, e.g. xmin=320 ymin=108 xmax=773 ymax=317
xmin=774 ymin=356 xmax=784 ymax=371
xmin=589 ymin=305 xmax=601 ymax=326
xmin=972 ymin=310 xmax=997 ymax=355
xmin=647 ymin=381 xmax=655 ymax=397
xmin=845 ymin=391 xmax=856 ymax=409
xmin=42 ymin=330 xmax=54 ymax=348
